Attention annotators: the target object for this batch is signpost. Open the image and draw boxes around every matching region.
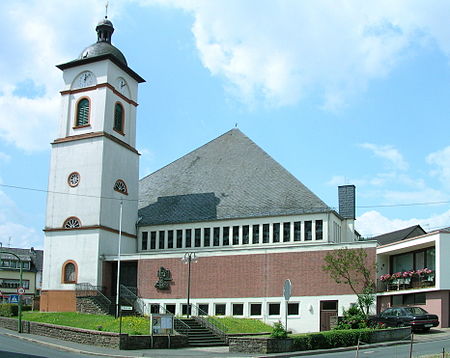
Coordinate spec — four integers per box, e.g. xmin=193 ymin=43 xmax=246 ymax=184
xmin=283 ymin=279 xmax=292 ymax=332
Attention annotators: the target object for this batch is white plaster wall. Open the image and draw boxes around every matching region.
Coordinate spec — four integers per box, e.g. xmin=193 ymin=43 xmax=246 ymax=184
xmin=141 ymin=294 xmax=359 ymax=334
xmin=42 ymin=230 xmax=101 ymax=290
xmin=46 ymin=139 xmax=104 ymax=228
xmin=437 ymin=233 xmax=450 ymax=289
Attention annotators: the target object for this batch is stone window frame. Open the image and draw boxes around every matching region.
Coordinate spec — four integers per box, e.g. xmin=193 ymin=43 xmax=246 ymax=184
xmin=61 ymin=260 xmax=78 ymax=284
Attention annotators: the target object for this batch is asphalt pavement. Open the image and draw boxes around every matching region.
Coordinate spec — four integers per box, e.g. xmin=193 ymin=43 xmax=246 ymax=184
xmin=1 ymin=327 xmax=450 ymax=358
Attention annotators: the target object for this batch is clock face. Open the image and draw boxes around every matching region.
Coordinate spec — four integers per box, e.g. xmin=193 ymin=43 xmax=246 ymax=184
xmin=78 ymin=71 xmax=95 ymax=88
xmin=116 ymin=78 xmax=128 ymax=94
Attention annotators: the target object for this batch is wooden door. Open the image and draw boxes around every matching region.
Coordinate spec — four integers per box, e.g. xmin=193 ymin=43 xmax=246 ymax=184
xmin=320 ymin=300 xmax=338 ymax=331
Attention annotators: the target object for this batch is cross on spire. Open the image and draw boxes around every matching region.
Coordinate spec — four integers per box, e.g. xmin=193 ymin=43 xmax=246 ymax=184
xmin=105 ymin=1 xmax=109 ymax=18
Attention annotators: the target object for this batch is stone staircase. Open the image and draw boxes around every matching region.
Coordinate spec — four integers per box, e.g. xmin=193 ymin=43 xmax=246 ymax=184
xmin=178 ymin=318 xmax=227 ymax=347
xmin=76 ymin=295 xmax=113 ymax=315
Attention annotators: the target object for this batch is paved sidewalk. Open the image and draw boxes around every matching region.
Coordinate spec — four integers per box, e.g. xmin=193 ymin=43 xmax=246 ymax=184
xmin=1 ymin=327 xmax=450 ymax=358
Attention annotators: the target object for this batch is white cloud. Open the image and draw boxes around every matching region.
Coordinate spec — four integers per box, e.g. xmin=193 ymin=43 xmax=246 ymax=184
xmin=360 ymin=143 xmax=408 ymax=170
xmin=427 ymin=146 xmax=450 ymax=188
xmin=356 ymin=209 xmax=450 ymax=238
xmin=0 ymin=190 xmax=43 ymax=249
xmin=138 ymin=0 xmax=450 ymax=108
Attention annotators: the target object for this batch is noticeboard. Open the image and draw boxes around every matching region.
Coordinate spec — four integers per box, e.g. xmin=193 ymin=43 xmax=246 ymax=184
xmin=151 ymin=314 xmax=173 ymax=335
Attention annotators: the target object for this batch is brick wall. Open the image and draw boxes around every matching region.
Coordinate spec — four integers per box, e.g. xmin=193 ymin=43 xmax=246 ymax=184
xmin=138 ymin=247 xmax=376 ymax=299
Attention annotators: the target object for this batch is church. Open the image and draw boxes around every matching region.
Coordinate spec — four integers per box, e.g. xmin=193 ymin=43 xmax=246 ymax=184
xmin=41 ymin=17 xmax=376 ymax=333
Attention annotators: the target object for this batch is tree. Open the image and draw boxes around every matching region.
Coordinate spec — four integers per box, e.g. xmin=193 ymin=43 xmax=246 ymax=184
xmin=322 ymin=247 xmax=376 ymax=317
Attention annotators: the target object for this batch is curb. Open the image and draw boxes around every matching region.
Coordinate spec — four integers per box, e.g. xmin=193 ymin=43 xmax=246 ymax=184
xmin=2 ymin=331 xmax=138 ymax=358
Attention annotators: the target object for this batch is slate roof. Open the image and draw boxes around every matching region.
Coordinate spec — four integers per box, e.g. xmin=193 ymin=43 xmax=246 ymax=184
xmin=0 ymin=247 xmax=44 ymax=272
xmin=138 ymin=129 xmax=331 ymax=226
xmin=372 ymin=225 xmax=426 ymax=246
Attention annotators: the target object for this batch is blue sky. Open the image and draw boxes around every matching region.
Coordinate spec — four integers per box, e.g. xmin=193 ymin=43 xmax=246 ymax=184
xmin=1 ymin=1 xmax=450 ymax=249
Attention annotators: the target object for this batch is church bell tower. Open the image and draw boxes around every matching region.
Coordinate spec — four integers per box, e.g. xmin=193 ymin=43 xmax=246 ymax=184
xmin=41 ymin=18 xmax=145 ymax=311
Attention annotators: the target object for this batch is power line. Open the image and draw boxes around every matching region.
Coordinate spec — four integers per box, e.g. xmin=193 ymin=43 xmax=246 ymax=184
xmin=1 ymin=183 xmax=449 ymax=209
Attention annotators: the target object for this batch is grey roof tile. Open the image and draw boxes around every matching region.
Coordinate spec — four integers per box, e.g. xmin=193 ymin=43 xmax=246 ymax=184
xmin=138 ymin=129 xmax=331 ymax=226
xmin=372 ymin=225 xmax=426 ymax=246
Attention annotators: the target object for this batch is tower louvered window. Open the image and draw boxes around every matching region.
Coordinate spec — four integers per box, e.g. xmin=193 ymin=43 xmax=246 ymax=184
xmin=76 ymin=98 xmax=90 ymax=126
xmin=114 ymin=103 xmax=124 ymax=133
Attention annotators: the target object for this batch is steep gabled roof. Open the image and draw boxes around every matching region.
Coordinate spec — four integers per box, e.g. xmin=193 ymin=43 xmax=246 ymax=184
xmin=138 ymin=129 xmax=331 ymax=225
xmin=372 ymin=225 xmax=426 ymax=246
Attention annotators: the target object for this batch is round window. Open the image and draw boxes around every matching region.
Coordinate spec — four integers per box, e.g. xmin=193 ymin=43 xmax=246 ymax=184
xmin=68 ymin=172 xmax=80 ymax=187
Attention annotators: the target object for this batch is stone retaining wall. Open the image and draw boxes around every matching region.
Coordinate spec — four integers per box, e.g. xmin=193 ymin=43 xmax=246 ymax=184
xmin=0 ymin=316 xmax=187 ymax=350
xmin=229 ymin=337 xmax=294 ymax=354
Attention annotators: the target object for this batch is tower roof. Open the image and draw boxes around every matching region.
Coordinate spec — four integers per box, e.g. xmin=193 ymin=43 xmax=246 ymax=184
xmin=138 ymin=129 xmax=331 ymax=226
xmin=56 ymin=17 xmax=145 ymax=83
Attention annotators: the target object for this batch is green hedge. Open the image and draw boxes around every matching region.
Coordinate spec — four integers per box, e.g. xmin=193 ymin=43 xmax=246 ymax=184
xmin=0 ymin=304 xmax=18 ymax=317
xmin=292 ymin=329 xmax=373 ymax=351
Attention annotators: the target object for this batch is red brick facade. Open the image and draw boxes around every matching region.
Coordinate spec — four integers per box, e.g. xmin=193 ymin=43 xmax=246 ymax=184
xmin=138 ymin=247 xmax=377 ymax=299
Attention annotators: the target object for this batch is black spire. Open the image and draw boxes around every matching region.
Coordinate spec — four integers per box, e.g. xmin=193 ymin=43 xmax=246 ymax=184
xmin=96 ymin=17 xmax=114 ymax=44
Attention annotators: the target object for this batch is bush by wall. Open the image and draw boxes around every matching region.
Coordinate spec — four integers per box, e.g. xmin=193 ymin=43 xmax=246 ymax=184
xmin=0 ymin=304 xmax=18 ymax=317
xmin=292 ymin=329 xmax=373 ymax=351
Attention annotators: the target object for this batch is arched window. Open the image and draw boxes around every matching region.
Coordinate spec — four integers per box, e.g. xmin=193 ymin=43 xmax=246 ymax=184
xmin=114 ymin=179 xmax=128 ymax=195
xmin=62 ymin=261 xmax=77 ymax=283
xmin=63 ymin=217 xmax=81 ymax=229
xmin=75 ymin=98 xmax=90 ymax=127
xmin=113 ymin=103 xmax=124 ymax=133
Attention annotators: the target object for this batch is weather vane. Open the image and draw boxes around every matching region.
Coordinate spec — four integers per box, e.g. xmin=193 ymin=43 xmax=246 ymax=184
xmin=105 ymin=1 xmax=109 ymax=19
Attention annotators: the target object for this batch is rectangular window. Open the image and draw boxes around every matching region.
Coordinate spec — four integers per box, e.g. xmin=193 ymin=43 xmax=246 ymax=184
xmin=425 ymin=247 xmax=436 ymax=270
xmin=204 ymin=228 xmax=211 ymax=247
xmin=273 ymin=223 xmax=280 ymax=243
xmin=294 ymin=221 xmax=301 ymax=241
xmin=150 ymin=304 xmax=160 ymax=314
xmin=215 ymin=304 xmax=226 ymax=316
xmin=213 ymin=227 xmax=220 ymax=246
xmin=150 ymin=231 xmax=156 ymax=250
xmin=198 ymin=304 xmax=209 ymax=315
xmin=176 ymin=230 xmax=183 ymax=248
xmin=167 ymin=230 xmax=174 ymax=249
xmin=159 ymin=231 xmax=165 ymax=249
xmin=165 ymin=304 xmax=176 ymax=314
xmin=223 ymin=227 xmax=230 ymax=246
xmin=232 ymin=303 xmax=244 ymax=316
xmin=268 ymin=303 xmax=280 ymax=316
xmin=0 ymin=279 xmax=30 ymax=289
xmin=252 ymin=225 xmax=260 ymax=244
xmin=315 ymin=220 xmax=323 ymax=240
xmin=263 ymin=224 xmax=270 ymax=243
xmin=22 ymin=262 xmax=30 ymax=270
xmin=305 ymin=221 xmax=312 ymax=241
xmin=185 ymin=229 xmax=192 ymax=248
xmin=142 ymin=232 xmax=148 ymax=250
xmin=288 ymin=303 xmax=299 ymax=315
xmin=182 ymin=304 xmax=191 ymax=316
xmin=194 ymin=229 xmax=201 ymax=247
xmin=232 ymin=226 xmax=239 ymax=245
xmin=242 ymin=225 xmax=249 ymax=245
xmin=250 ymin=303 xmax=262 ymax=316
xmin=283 ymin=222 xmax=290 ymax=242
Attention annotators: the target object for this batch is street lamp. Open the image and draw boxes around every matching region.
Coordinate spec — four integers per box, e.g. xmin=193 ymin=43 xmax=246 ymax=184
xmin=181 ymin=252 xmax=197 ymax=318
xmin=0 ymin=250 xmax=23 ymax=333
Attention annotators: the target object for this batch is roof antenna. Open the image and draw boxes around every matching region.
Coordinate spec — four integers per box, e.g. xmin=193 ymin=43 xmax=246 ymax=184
xmin=105 ymin=0 xmax=109 ymax=19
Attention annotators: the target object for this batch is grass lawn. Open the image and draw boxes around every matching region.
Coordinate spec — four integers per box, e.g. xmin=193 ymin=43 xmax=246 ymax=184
xmin=21 ymin=312 xmax=272 ymax=335
xmin=22 ymin=312 xmax=150 ymax=335
xmin=206 ymin=316 xmax=272 ymax=334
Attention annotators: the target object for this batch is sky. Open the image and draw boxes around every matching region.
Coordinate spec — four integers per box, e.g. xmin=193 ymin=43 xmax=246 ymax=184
xmin=1 ymin=0 xmax=450 ymax=250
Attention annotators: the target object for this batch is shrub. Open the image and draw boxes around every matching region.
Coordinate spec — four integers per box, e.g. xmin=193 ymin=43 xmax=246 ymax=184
xmin=0 ymin=304 xmax=18 ymax=317
xmin=270 ymin=321 xmax=288 ymax=339
xmin=336 ymin=305 xmax=368 ymax=330
xmin=292 ymin=329 xmax=373 ymax=351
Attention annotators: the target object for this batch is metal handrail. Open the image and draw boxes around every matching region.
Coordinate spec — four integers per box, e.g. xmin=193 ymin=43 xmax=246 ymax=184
xmin=75 ymin=282 xmax=111 ymax=308
xmin=119 ymin=285 xmax=145 ymax=315
xmin=190 ymin=304 xmax=228 ymax=342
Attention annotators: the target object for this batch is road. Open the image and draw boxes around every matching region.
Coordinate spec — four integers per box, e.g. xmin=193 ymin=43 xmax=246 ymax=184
xmin=0 ymin=333 xmax=99 ymax=358
xmin=292 ymin=337 xmax=450 ymax=358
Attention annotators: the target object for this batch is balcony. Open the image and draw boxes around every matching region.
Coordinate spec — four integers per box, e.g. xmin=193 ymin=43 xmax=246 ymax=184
xmin=377 ymin=270 xmax=435 ymax=293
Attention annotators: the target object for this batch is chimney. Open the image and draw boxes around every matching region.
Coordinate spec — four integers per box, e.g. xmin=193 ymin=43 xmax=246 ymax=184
xmin=338 ymin=185 xmax=356 ymax=219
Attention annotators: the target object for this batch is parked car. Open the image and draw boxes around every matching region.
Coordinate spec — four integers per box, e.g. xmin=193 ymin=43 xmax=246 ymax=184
xmin=370 ymin=307 xmax=439 ymax=331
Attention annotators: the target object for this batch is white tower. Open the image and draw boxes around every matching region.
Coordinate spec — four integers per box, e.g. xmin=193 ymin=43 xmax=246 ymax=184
xmin=42 ymin=18 xmax=144 ymax=311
